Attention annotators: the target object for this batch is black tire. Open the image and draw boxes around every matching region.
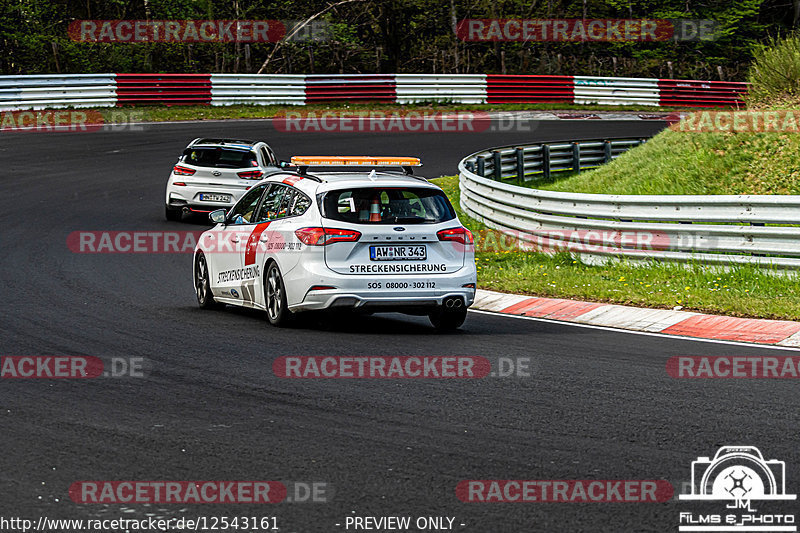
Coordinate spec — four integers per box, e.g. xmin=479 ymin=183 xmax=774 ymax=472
xmin=264 ymin=262 xmax=292 ymax=327
xmin=194 ymin=252 xmax=221 ymax=309
xmin=165 ymin=205 xmax=183 ymax=222
xmin=429 ymin=307 xmax=468 ymax=331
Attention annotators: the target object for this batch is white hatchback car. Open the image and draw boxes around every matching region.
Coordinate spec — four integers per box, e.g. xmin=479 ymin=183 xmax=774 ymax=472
xmin=165 ymin=138 xmax=281 ymax=221
xmin=192 ymin=156 xmax=477 ymax=330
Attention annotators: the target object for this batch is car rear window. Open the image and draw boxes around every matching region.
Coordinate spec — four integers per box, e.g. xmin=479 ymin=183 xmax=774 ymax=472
xmin=321 ymin=187 xmax=456 ymax=224
xmin=184 ymin=148 xmax=258 ymax=169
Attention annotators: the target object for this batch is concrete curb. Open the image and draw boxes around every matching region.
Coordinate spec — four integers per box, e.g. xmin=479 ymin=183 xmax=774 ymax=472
xmin=473 ymin=289 xmax=800 ymax=347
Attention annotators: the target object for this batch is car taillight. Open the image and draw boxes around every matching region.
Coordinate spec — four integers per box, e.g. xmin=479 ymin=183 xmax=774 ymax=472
xmin=309 ymin=285 xmax=337 ymax=291
xmin=237 ymin=170 xmax=264 ymax=179
xmin=172 ymin=182 xmax=187 ymax=186
xmin=173 ymin=165 xmax=196 ymax=176
xmin=295 ymin=227 xmax=361 ymax=246
xmin=437 ymin=227 xmax=473 ymax=245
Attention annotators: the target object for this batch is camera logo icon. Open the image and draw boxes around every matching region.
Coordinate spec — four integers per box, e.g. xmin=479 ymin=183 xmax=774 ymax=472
xmin=680 ymin=446 xmax=796 ymax=501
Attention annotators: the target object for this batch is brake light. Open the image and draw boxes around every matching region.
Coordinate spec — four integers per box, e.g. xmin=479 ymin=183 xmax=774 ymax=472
xmin=173 ymin=165 xmax=196 ymax=176
xmin=237 ymin=170 xmax=264 ymax=179
xmin=437 ymin=227 xmax=473 ymax=245
xmin=295 ymin=227 xmax=361 ymax=246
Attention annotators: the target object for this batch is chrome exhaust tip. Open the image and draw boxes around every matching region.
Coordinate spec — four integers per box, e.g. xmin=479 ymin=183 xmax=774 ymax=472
xmin=444 ymin=297 xmax=463 ymax=309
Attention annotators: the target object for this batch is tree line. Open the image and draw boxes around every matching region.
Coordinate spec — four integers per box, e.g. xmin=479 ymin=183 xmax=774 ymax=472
xmin=0 ymin=0 xmax=795 ymax=80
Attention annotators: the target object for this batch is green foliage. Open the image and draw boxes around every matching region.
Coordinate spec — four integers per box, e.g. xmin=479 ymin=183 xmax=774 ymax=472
xmin=746 ymin=33 xmax=800 ymax=107
xmin=0 ymin=0 xmax=791 ymax=77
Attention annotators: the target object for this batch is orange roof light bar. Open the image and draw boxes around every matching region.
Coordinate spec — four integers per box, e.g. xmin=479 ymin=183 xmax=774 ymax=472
xmin=290 ymin=156 xmax=422 ymax=167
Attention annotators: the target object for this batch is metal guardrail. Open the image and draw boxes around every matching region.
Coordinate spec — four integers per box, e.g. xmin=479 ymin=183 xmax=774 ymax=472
xmin=486 ymin=74 xmax=573 ymax=104
xmin=116 ymin=73 xmax=211 ymax=105
xmin=0 ymin=74 xmax=116 ymax=111
xmin=573 ymin=76 xmax=660 ymax=106
xmin=210 ymin=74 xmax=305 ymax=105
xmin=395 ymin=74 xmax=487 ymax=104
xmin=463 ymin=138 xmax=647 ymax=182
xmin=459 ymin=140 xmax=800 ymax=269
xmin=0 ymin=73 xmax=747 ymax=110
xmin=659 ymin=79 xmax=748 ymax=107
xmin=305 ymin=74 xmax=396 ymax=102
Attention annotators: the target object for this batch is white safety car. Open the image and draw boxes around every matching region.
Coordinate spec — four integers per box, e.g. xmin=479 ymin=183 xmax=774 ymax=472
xmin=192 ymin=156 xmax=477 ymax=330
xmin=165 ymin=138 xmax=281 ymax=221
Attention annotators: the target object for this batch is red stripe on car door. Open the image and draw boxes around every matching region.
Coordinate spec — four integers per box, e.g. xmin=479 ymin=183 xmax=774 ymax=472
xmin=244 ymin=222 xmax=271 ymax=266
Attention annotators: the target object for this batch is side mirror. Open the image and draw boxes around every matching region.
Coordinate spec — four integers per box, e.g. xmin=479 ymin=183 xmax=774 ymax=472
xmin=279 ymin=160 xmax=290 ymax=168
xmin=209 ymin=209 xmax=226 ymax=225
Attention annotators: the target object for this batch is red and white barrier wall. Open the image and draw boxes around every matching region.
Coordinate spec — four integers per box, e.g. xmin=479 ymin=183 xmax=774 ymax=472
xmin=0 ymin=73 xmax=747 ymax=110
xmin=116 ymin=73 xmax=212 ymax=105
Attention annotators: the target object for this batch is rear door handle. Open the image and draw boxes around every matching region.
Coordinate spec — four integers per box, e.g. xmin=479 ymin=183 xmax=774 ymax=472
xmin=231 ymin=236 xmax=240 ymax=243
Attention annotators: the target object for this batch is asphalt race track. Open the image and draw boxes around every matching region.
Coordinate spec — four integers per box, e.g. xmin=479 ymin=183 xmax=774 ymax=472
xmin=1 ymin=118 xmax=798 ymax=532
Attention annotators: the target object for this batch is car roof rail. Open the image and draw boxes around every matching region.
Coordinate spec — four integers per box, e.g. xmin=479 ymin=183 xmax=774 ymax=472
xmin=280 ymin=167 xmax=323 ymax=182
xmin=297 ymin=171 xmax=431 ymax=185
xmin=381 ymin=169 xmax=429 ymax=182
xmin=300 ymin=172 xmax=323 ymax=182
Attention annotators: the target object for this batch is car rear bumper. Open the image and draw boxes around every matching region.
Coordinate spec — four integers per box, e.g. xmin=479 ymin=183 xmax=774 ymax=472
xmin=295 ymin=292 xmax=476 ymax=313
xmin=167 ymin=200 xmax=233 ymax=213
xmin=285 ymin=260 xmax=477 ymax=313
xmin=166 ymin=183 xmax=247 ymax=211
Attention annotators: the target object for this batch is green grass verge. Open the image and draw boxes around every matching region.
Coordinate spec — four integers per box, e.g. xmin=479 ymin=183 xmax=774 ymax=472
xmin=101 ymin=102 xmax=689 ymax=123
xmin=535 ymin=128 xmax=800 ymax=195
xmin=431 ymin=175 xmax=800 ymax=321
xmin=746 ymin=33 xmax=800 ymax=109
